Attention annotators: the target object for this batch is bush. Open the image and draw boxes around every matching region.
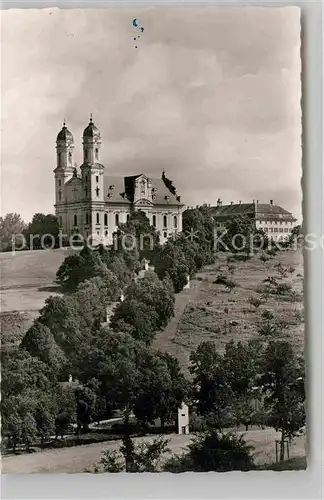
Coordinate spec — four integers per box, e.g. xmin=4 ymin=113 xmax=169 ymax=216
xmin=213 ymin=274 xmax=228 ymax=285
xmin=259 ymin=253 xmax=270 ymax=263
xmin=276 ymin=283 xmax=292 ymax=296
xmin=164 ymin=431 xmax=255 ymax=472
xmin=261 ymin=309 xmax=274 ymax=321
xmin=225 ymin=279 xmax=236 ymax=292
xmin=227 ymin=264 xmax=236 ymax=275
xmin=248 ymin=297 xmax=263 ymax=309
xmin=258 ymin=321 xmax=278 ymax=337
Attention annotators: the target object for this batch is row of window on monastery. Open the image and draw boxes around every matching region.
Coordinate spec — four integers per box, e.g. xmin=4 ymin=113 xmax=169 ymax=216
xmin=263 ymin=227 xmax=292 ymax=233
xmin=58 ymin=214 xmax=179 ymax=229
xmin=258 ymin=220 xmax=294 ymax=225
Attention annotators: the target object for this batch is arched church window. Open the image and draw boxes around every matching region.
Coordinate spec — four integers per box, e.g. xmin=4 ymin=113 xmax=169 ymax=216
xmin=174 ymin=216 xmax=178 ymax=228
xmin=163 ymin=215 xmax=167 ymax=228
xmin=74 ymin=214 xmax=77 ymax=226
xmin=96 ymin=187 xmax=100 ymax=197
xmin=104 ymin=213 xmax=108 ymax=226
xmin=140 ymin=179 xmax=146 ymax=196
xmin=58 ymin=190 xmax=61 ymax=201
xmin=96 ymin=175 xmax=99 ymax=183
xmin=68 ymin=152 xmax=72 ymax=163
xmin=58 ymin=179 xmax=61 ymax=187
xmin=152 ymin=215 xmax=156 ymax=227
xmin=126 ymin=214 xmax=130 ymax=222
xmin=95 ymin=149 xmax=99 ymax=160
xmin=115 ymin=213 xmax=119 ymax=226
xmin=96 ymin=213 xmax=100 ymax=225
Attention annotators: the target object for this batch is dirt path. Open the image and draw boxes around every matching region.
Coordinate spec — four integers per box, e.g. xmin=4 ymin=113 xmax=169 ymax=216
xmin=1 ymin=434 xmax=191 ymax=474
xmin=152 ymin=278 xmax=203 ymax=368
xmin=1 ymin=428 xmax=305 ymax=474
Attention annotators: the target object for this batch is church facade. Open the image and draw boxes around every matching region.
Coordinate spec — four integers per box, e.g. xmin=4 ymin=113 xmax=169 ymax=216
xmin=54 ymin=117 xmax=185 ymax=245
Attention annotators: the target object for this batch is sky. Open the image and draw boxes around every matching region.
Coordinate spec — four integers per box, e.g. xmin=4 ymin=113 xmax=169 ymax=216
xmin=1 ymin=7 xmax=302 ymax=222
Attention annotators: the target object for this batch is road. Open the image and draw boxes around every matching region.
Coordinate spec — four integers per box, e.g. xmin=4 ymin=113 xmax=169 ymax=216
xmin=1 ymin=428 xmax=305 ymax=474
xmin=1 ymin=434 xmax=191 ymax=474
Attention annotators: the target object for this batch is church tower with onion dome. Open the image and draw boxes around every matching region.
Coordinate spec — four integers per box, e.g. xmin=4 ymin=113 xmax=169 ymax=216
xmin=53 ymin=114 xmax=185 ymax=245
xmin=81 ymin=115 xmax=104 ymax=203
xmin=81 ymin=115 xmax=105 ymax=234
xmin=54 ymin=121 xmax=75 ymax=213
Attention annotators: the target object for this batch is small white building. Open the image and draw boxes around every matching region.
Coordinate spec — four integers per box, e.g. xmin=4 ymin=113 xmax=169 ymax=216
xmin=178 ymin=402 xmax=189 ymax=435
xmin=183 ymin=274 xmax=190 ymax=289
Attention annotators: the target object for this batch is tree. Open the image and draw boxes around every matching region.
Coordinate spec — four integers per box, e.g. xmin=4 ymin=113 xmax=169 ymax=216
xmin=21 ymin=321 xmax=66 ymax=373
xmin=0 ymin=213 xmax=27 ymax=251
xmin=1 ymin=346 xmax=59 ymax=450
xmin=182 ymin=206 xmax=216 ymax=266
xmin=97 ymin=435 xmax=170 ymax=473
xmin=155 ymin=239 xmax=190 ymax=292
xmin=121 ymin=272 xmax=175 ymax=329
xmin=78 ymin=328 xmax=143 ymax=418
xmin=133 ymin=350 xmax=188 ymax=428
xmin=189 ymin=342 xmax=234 ymax=426
xmin=113 ymin=209 xmax=160 ymax=262
xmin=164 ymin=430 xmax=255 ymax=472
xmin=222 ymin=340 xmax=261 ymax=399
xmin=259 ymin=341 xmax=305 ymax=461
xmin=56 ymin=245 xmax=108 ymax=292
xmin=73 ymin=274 xmax=121 ymax=329
xmin=75 ymin=386 xmax=96 ymax=434
xmin=54 ymin=383 xmax=77 ymax=439
xmin=37 ymin=295 xmax=83 ymax=363
xmin=216 ymin=215 xmax=268 ymax=254
xmin=190 ymin=340 xmax=262 ymax=430
xmin=34 ymin=396 xmax=56 ymax=447
xmin=111 ymin=298 xmax=160 ymax=344
xmin=24 ymin=213 xmax=60 ymax=249
xmin=110 ymin=272 xmax=175 ymax=343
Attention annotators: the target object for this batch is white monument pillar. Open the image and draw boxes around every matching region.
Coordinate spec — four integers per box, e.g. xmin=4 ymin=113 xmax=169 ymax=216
xmin=178 ymin=402 xmax=189 ymax=435
xmin=183 ymin=274 xmax=190 ymax=289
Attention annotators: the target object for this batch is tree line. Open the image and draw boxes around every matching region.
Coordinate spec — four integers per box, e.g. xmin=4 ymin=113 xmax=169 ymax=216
xmin=1 ymin=208 xmax=305 ymax=470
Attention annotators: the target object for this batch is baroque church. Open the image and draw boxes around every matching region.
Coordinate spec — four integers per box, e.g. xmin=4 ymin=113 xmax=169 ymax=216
xmin=54 ymin=116 xmax=185 ymax=245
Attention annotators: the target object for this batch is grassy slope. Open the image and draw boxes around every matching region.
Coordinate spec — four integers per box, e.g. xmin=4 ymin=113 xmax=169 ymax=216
xmin=154 ymin=249 xmax=304 ymax=372
xmin=1 ymin=247 xmax=304 ymax=353
xmin=0 ymin=248 xmax=73 ymax=344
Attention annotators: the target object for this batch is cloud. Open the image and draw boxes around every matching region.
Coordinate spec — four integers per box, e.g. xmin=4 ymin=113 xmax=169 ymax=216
xmin=1 ymin=7 xmax=301 ymax=221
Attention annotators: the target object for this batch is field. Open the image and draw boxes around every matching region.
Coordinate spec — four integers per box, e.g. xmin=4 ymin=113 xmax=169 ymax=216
xmin=0 ymin=248 xmax=72 ymax=344
xmin=153 ymin=248 xmax=304 ymax=372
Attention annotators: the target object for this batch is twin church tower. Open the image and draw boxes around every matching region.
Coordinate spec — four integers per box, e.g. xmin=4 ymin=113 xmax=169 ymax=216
xmin=54 ymin=116 xmax=184 ymax=245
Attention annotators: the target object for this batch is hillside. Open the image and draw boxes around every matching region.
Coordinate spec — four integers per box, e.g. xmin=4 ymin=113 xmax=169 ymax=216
xmin=0 ymin=248 xmax=73 ymax=344
xmin=153 ymin=249 xmax=304 ymax=372
xmin=0 ymin=247 xmax=304 ymax=361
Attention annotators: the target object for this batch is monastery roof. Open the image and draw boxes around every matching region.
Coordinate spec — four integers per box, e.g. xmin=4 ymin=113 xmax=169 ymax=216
xmin=104 ymin=176 xmax=132 ymax=203
xmin=209 ymin=202 xmax=296 ymax=222
xmin=103 ymin=174 xmax=183 ymax=206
